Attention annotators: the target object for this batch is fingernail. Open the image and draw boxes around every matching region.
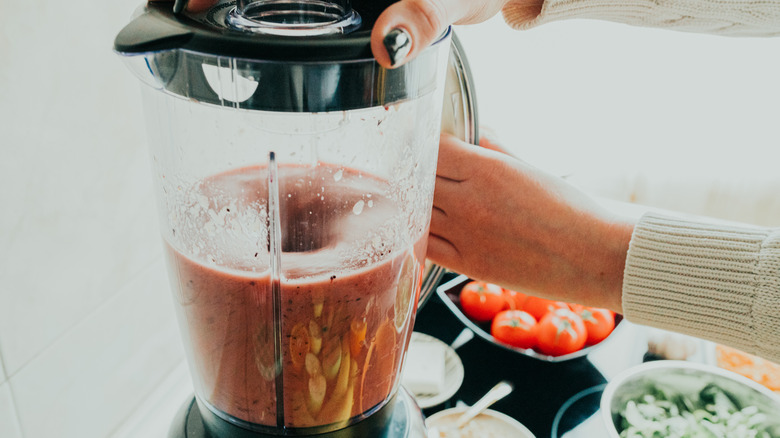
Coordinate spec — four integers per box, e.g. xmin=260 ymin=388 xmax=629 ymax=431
xmin=173 ymin=0 xmax=188 ymax=14
xmin=383 ymin=28 xmax=411 ymax=67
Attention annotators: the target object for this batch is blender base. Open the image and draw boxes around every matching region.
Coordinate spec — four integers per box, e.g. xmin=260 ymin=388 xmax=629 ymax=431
xmin=169 ymin=388 xmax=426 ymax=438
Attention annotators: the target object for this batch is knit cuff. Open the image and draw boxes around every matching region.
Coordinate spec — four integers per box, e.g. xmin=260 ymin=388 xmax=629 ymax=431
xmin=622 ymin=213 xmax=780 ymax=362
xmin=502 ymin=0 xmax=780 ymax=36
xmin=503 ymin=0 xmax=652 ymax=30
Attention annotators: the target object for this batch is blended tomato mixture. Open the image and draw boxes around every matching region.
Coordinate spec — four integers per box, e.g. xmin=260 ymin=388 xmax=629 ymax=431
xmin=163 ymin=164 xmax=425 ymax=428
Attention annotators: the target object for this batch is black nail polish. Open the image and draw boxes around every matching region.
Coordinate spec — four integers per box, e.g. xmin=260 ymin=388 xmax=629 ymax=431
xmin=383 ymin=28 xmax=411 ymax=67
xmin=173 ymin=0 xmax=188 ymax=14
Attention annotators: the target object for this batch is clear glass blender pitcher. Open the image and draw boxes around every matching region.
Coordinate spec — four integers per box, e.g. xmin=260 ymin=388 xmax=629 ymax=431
xmin=115 ymin=0 xmax=476 ymax=434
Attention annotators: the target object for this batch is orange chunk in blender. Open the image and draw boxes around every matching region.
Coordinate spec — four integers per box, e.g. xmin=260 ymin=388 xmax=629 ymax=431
xmin=350 ymin=319 xmax=367 ymax=358
xmin=290 ymin=323 xmax=311 ymax=370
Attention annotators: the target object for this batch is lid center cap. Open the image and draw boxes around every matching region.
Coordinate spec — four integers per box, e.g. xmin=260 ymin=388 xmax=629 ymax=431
xmin=227 ymin=0 xmax=362 ymax=36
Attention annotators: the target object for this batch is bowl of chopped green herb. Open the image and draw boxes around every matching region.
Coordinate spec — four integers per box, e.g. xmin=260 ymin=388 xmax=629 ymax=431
xmin=601 ymin=360 xmax=780 ymax=438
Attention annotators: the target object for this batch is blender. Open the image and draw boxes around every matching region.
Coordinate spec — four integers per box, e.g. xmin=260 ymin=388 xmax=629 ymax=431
xmin=114 ymin=1 xmax=477 ymax=436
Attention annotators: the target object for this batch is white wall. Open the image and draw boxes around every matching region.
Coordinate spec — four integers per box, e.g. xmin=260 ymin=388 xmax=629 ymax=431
xmin=0 ymin=0 xmax=185 ymax=437
xmin=1 ymin=4 xmax=779 ymax=438
xmin=455 ymin=17 xmax=780 ymax=226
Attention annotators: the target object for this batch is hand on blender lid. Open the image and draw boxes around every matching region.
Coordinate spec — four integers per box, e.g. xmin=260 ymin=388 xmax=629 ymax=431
xmin=154 ymin=0 xmax=543 ymax=67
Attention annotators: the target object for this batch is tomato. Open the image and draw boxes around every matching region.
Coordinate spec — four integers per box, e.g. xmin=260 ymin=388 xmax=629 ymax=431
xmin=577 ymin=307 xmax=616 ymax=345
xmin=567 ymin=303 xmax=586 ymax=314
xmin=491 ymin=310 xmax=537 ymax=350
xmin=459 ymin=281 xmax=505 ymax=323
xmin=536 ymin=309 xmax=587 ymax=356
xmin=522 ymin=296 xmax=569 ymax=321
xmin=502 ymin=288 xmax=528 ymax=310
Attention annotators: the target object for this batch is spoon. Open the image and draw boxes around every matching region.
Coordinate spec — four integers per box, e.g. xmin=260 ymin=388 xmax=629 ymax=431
xmin=450 ymin=328 xmax=474 ymax=350
xmin=455 ymin=380 xmax=514 ymax=428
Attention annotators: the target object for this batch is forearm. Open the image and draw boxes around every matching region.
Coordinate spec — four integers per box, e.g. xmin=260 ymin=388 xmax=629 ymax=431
xmin=539 ymin=208 xmax=636 ymax=314
xmin=591 ymin=216 xmax=635 ymax=313
xmin=622 ymin=213 xmax=780 ymax=363
xmin=503 ymin=0 xmax=780 ymax=36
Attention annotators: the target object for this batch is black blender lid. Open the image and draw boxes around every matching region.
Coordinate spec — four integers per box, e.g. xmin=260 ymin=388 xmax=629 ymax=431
xmin=113 ymin=0 xmax=462 ymax=112
xmin=113 ymin=0 xmax=477 ymax=123
xmin=114 ymin=0 xmax=397 ymax=61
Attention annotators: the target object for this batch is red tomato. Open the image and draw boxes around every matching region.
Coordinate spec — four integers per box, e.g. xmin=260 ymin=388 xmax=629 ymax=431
xmin=491 ymin=310 xmax=537 ymax=350
xmin=502 ymin=288 xmax=528 ymax=310
xmin=567 ymin=303 xmax=586 ymax=314
xmin=578 ymin=307 xmax=616 ymax=345
xmin=523 ymin=296 xmax=569 ymax=321
xmin=536 ymin=309 xmax=587 ymax=356
xmin=459 ymin=281 xmax=505 ymax=323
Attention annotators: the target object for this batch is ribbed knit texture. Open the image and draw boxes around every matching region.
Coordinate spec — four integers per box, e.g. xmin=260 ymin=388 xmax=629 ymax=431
xmin=622 ymin=213 xmax=780 ymax=363
xmin=503 ymin=0 xmax=780 ymax=36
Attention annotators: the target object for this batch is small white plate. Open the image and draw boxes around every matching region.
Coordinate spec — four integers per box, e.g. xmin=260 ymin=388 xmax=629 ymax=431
xmin=404 ymin=332 xmax=465 ymax=409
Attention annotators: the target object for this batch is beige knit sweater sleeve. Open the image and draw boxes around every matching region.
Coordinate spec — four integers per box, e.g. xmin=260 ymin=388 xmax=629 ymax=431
xmin=622 ymin=213 xmax=780 ymax=362
xmin=503 ymin=0 xmax=780 ymax=36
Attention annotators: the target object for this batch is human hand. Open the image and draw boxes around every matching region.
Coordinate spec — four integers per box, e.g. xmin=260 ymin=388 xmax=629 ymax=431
xmin=372 ymin=0 xmax=536 ymax=68
xmin=428 ymin=134 xmax=635 ymax=313
xmin=153 ymin=0 xmax=543 ymax=66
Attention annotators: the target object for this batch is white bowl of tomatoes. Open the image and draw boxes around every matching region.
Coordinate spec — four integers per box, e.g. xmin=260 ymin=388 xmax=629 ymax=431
xmin=436 ymin=275 xmax=622 ymax=362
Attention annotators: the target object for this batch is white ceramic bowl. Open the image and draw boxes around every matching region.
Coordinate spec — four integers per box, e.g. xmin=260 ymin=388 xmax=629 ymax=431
xmin=600 ymin=360 xmax=780 ymax=437
xmin=426 ymin=407 xmax=535 ymax=438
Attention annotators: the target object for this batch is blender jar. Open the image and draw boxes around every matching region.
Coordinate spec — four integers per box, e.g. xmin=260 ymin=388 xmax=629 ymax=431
xmin=115 ymin=0 xmax=476 ymax=434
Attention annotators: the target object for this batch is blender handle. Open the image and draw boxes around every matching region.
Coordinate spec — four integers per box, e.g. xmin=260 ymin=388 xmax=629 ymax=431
xmin=442 ymin=31 xmax=479 ymax=147
xmin=418 ymin=263 xmax=447 ymax=310
xmin=419 ymin=31 xmax=479 ymax=310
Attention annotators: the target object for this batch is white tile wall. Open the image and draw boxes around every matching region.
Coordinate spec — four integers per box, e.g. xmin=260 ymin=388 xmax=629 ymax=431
xmin=0 ymin=382 xmax=23 ymax=438
xmin=0 ymin=0 xmax=187 ymax=435
xmin=0 ymin=0 xmax=156 ymax=376
xmin=110 ymin=362 xmax=194 ymax=438
xmin=10 ymin=262 xmax=184 ymax=438
xmin=0 ymin=153 xmax=159 ymax=375
xmin=0 ymin=0 xmax=198 ymax=433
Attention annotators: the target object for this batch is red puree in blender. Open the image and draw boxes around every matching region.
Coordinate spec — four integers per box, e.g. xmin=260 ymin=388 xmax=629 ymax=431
xmin=164 ymin=164 xmax=425 ymax=428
